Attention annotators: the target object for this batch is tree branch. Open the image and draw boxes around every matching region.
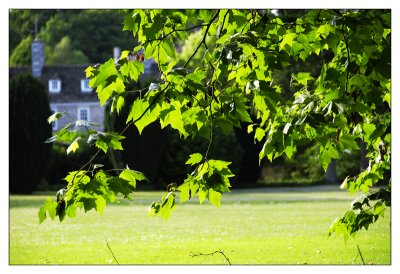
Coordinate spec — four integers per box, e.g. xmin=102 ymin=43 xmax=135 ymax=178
xmin=142 ymin=23 xmax=209 ymax=47
xmin=183 ymin=10 xmax=220 ymax=68
xmin=341 ymin=23 xmax=351 ymax=95
xmin=106 ymin=240 xmax=120 ymax=265
xmin=190 ymin=249 xmax=232 ymax=265
xmin=120 ymin=82 xmax=169 ymax=135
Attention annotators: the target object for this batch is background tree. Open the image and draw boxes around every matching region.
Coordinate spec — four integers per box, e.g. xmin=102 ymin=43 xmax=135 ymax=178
xmin=41 ymin=9 xmax=391 ymax=241
xmin=9 ymin=9 xmax=57 ymax=56
xmin=9 ymin=35 xmax=33 ymax=67
xmin=47 ymin=36 xmax=89 ymax=65
xmin=9 ymin=73 xmax=52 ymax=194
xmin=9 ymin=10 xmax=135 ymax=65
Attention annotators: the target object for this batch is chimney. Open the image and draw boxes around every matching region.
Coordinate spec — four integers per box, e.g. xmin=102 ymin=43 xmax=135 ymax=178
xmin=31 ymin=39 xmax=45 ymax=78
xmin=113 ymin=46 xmax=121 ymax=63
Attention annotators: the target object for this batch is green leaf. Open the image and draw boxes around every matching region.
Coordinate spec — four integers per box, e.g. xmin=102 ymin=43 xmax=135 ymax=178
xmin=333 ymin=114 xmax=347 ymax=128
xmin=47 ymin=112 xmax=63 ymax=124
xmin=383 ymin=93 xmax=390 ymax=108
xmin=160 ymin=38 xmax=176 ymax=59
xmin=177 ymin=182 xmax=190 ymax=203
xmin=339 ymin=134 xmax=359 ymax=151
xmin=160 ymin=109 xmax=187 ymax=137
xmin=127 ymin=98 xmax=148 ymax=123
xmin=119 ymin=168 xmax=148 ymax=188
xmin=235 ymin=103 xmax=252 ymax=122
xmin=64 ymin=171 xmax=90 ymax=185
xmin=120 ymin=61 xmax=144 ymax=81
xmin=108 ymin=177 xmax=135 ymax=199
xmin=285 ymin=144 xmax=295 ymax=159
xmin=92 ymin=58 xmax=118 ymax=87
xmin=255 ymin=127 xmax=265 ymax=142
xmin=186 ymin=153 xmax=203 ymax=166
xmin=293 ymin=72 xmax=313 ymax=86
xmin=208 ymin=188 xmax=222 ymax=207
xmin=38 ymin=198 xmax=58 ymax=223
xmin=96 ymin=83 xmax=115 ymax=106
xmin=38 ymin=205 xmax=46 ymax=223
xmin=319 ymin=143 xmax=340 ymax=171
xmin=95 ymin=196 xmax=107 ymax=214
xmin=198 ymin=186 xmax=207 ymax=204
xmin=279 ymin=33 xmax=297 ymax=50
xmin=259 ymin=140 xmax=274 ymax=163
xmin=247 ymin=124 xmax=254 ymax=133
xmin=66 ymin=137 xmax=81 ymax=155
xmin=316 ymin=24 xmax=335 ymax=38
xmin=126 ymin=98 xmax=161 ymax=134
xmin=89 ymin=132 xmax=125 ymax=153
xmin=154 ymin=192 xmax=176 ymax=220
xmin=66 ymin=205 xmax=77 ymax=218
xmin=136 ymin=104 xmax=161 ymax=134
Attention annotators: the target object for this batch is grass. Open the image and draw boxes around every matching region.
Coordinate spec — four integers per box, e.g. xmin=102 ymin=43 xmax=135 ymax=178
xmin=9 ymin=186 xmax=391 ymax=265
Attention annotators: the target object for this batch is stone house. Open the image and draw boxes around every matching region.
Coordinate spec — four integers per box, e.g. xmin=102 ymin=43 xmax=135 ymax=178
xmin=10 ymin=39 xmax=157 ymax=132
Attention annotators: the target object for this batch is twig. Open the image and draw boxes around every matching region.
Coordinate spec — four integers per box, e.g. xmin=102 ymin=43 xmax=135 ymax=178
xmin=106 ymin=240 xmax=120 ymax=265
xmin=341 ymin=23 xmax=350 ymax=95
xmin=183 ymin=10 xmax=220 ymax=68
xmin=142 ymin=23 xmax=209 ymax=47
xmin=356 ymin=244 xmax=366 ymax=265
xmin=120 ymin=82 xmax=169 ymax=135
xmin=190 ymin=249 xmax=232 ymax=265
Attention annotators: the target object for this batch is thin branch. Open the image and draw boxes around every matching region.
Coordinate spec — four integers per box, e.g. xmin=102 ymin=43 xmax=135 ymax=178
xmin=204 ymin=74 xmax=215 ymax=161
xmin=120 ymin=83 xmax=169 ymax=135
xmin=356 ymin=244 xmax=366 ymax=265
xmin=65 ymin=149 xmax=101 ymax=193
xmin=341 ymin=23 xmax=351 ymax=95
xmin=66 ymin=82 xmax=169 ymax=193
xmin=106 ymin=240 xmax=120 ymax=265
xmin=142 ymin=23 xmax=209 ymax=47
xmin=204 ymin=112 xmax=214 ymax=161
xmin=219 ymin=10 xmax=230 ymax=38
xmin=190 ymin=249 xmax=232 ymax=265
xmin=183 ymin=10 xmax=221 ymax=68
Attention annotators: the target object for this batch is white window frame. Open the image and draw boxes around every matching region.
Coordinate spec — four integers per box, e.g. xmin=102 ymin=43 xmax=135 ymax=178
xmin=81 ymin=79 xmax=92 ymax=93
xmin=49 ymin=79 xmax=61 ymax=93
xmin=77 ymin=107 xmax=90 ymax=121
xmin=50 ymin=108 xmax=58 ymax=130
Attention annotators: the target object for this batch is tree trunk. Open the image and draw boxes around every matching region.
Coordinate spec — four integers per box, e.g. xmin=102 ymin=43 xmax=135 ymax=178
xmin=360 ymin=140 xmax=369 ymax=171
xmin=325 ymin=159 xmax=338 ymax=184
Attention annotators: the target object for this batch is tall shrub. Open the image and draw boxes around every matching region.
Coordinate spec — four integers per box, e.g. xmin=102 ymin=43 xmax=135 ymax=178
xmin=9 ymin=73 xmax=52 ymax=193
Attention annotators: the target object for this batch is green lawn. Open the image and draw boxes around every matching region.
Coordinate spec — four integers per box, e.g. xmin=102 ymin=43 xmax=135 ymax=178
xmin=9 ymin=186 xmax=391 ymax=265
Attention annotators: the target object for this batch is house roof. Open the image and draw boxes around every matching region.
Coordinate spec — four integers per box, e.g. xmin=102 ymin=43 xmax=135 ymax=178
xmin=10 ymin=60 xmax=159 ymax=103
xmin=10 ymin=64 xmax=98 ymax=103
xmin=42 ymin=64 xmax=98 ymax=103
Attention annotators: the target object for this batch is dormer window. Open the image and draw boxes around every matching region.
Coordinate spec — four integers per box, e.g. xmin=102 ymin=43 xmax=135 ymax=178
xmin=49 ymin=79 xmax=61 ymax=93
xmin=81 ymin=79 xmax=92 ymax=93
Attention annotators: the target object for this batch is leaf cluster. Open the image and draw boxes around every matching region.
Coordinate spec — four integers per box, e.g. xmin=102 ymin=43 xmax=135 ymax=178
xmin=39 ymin=9 xmax=391 ymax=236
xmin=38 ymin=167 xmax=148 ymax=223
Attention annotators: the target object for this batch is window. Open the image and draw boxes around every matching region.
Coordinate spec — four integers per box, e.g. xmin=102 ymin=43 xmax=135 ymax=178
xmin=81 ymin=79 xmax=92 ymax=93
xmin=49 ymin=79 xmax=61 ymax=93
xmin=78 ymin=107 xmax=90 ymax=121
xmin=50 ymin=109 xmax=58 ymax=130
